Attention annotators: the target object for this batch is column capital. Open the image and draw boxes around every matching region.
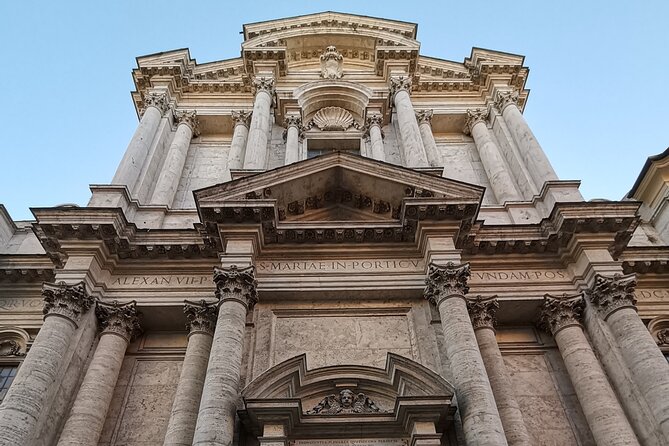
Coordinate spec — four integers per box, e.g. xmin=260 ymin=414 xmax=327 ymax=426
xmin=231 ymin=110 xmax=252 ymax=128
xmin=42 ymin=281 xmax=94 ymax=325
xmin=586 ymin=273 xmax=637 ymax=320
xmin=389 ymin=75 xmax=412 ymax=99
xmin=366 ymin=113 xmax=384 ymax=128
xmin=213 ymin=265 xmax=258 ymax=310
xmin=494 ymin=90 xmax=519 ymax=112
xmin=252 ymin=76 xmax=275 ymax=96
xmin=415 ymin=109 xmax=433 ymax=126
xmin=174 ymin=109 xmax=200 ymax=136
xmin=463 ymin=108 xmax=489 ymax=135
xmin=539 ymin=293 xmax=584 ymax=335
xmin=141 ymin=91 xmax=171 ymax=116
xmin=184 ymin=299 xmax=218 ymax=336
xmin=424 ymin=262 xmax=470 ymax=306
xmin=284 ymin=115 xmax=302 ymax=129
xmin=466 ymin=295 xmax=499 ymax=330
xmin=96 ymin=300 xmax=141 ymax=342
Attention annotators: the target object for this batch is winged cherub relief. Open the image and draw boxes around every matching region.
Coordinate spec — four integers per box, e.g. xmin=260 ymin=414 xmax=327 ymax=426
xmin=306 ymin=389 xmax=384 ymax=414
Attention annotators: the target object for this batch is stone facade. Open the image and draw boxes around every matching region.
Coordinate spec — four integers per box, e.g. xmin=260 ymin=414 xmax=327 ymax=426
xmin=0 ymin=10 xmax=668 ymax=446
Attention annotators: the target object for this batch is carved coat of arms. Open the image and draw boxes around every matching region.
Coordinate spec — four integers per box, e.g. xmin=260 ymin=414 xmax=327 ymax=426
xmin=307 ymin=389 xmax=384 ymax=414
xmin=320 ymin=46 xmax=344 ymax=79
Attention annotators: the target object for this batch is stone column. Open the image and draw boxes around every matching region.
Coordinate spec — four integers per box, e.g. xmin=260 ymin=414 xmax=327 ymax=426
xmin=540 ymin=293 xmax=639 ymax=445
xmin=112 ymin=91 xmax=170 ymax=189
xmin=588 ymin=273 xmax=669 ymax=439
xmin=494 ymin=91 xmax=558 ymax=190
xmin=57 ymin=301 xmax=141 ymax=446
xmin=192 ymin=265 xmax=258 ymax=445
xmin=243 ymin=77 xmax=275 ymax=169
xmin=425 ymin=262 xmax=508 ymax=445
xmin=151 ymin=110 xmax=199 ymax=206
xmin=364 ymin=114 xmax=385 ymax=162
xmin=390 ymin=76 xmax=429 ymax=167
xmin=467 ymin=296 xmax=531 ymax=446
xmin=227 ymin=111 xmax=252 ymax=170
xmin=283 ymin=115 xmax=302 ymax=165
xmin=0 ymin=282 xmax=94 ymax=446
xmin=464 ymin=109 xmax=521 ymax=204
xmin=415 ymin=110 xmax=442 ymax=166
xmin=164 ymin=300 xmax=217 ymax=446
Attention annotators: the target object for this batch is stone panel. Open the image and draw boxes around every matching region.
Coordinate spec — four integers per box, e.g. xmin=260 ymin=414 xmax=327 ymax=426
xmin=437 ymin=142 xmax=495 ymax=204
xmin=173 ymin=144 xmax=230 ymax=209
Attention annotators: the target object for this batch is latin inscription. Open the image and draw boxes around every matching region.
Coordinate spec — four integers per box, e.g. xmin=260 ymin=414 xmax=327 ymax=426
xmin=110 ymin=275 xmax=213 ymax=288
xmin=257 ymin=259 xmax=423 ymax=273
xmin=0 ymin=298 xmax=42 ymax=311
xmin=636 ymin=289 xmax=669 ymax=301
xmin=470 ymin=270 xmax=567 ymax=283
xmin=294 ymin=439 xmax=406 ymax=446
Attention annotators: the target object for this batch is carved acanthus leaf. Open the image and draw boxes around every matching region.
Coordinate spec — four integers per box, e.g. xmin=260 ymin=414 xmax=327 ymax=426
xmin=174 ymin=110 xmax=200 ymax=136
xmin=539 ymin=293 xmax=584 ymax=335
xmin=586 ymin=273 xmax=637 ymax=319
xmin=214 ymin=265 xmax=258 ymax=309
xmin=389 ymin=76 xmax=412 ymax=98
xmin=415 ymin=109 xmax=433 ymax=125
xmin=231 ymin=110 xmax=252 ymax=127
xmin=96 ymin=301 xmax=142 ymax=341
xmin=466 ymin=295 xmax=499 ymax=330
xmin=425 ymin=262 xmax=470 ymax=306
xmin=42 ymin=281 xmax=94 ymax=325
xmin=494 ymin=90 xmax=519 ymax=112
xmin=464 ymin=108 xmax=489 ymax=135
xmin=184 ymin=299 xmax=218 ymax=335
xmin=142 ymin=91 xmax=170 ymax=115
xmin=307 ymin=389 xmax=384 ymax=415
xmin=252 ymin=76 xmax=275 ymax=95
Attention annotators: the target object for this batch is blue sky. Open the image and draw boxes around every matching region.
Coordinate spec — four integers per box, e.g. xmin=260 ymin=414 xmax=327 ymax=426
xmin=1 ymin=1 xmax=667 ymax=220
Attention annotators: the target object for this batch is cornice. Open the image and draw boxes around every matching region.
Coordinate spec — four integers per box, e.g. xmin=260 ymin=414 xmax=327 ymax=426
xmin=0 ymin=254 xmax=55 ymax=283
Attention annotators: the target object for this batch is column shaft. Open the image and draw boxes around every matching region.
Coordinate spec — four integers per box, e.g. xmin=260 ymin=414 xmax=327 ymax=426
xmin=394 ymin=90 xmax=428 ymax=167
xmin=228 ymin=120 xmax=250 ymax=170
xmin=284 ymin=116 xmax=301 ymax=165
xmin=416 ymin=110 xmax=441 ymax=166
xmin=368 ymin=124 xmax=385 ymax=162
xmin=244 ymin=79 xmax=274 ymax=169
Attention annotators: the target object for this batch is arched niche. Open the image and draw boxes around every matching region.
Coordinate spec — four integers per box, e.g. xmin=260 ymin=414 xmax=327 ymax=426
xmin=293 ymin=80 xmax=373 ymax=125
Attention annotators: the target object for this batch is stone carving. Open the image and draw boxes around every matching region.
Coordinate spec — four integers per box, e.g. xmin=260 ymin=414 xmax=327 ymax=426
xmin=253 ymin=76 xmax=275 ymax=95
xmin=96 ymin=301 xmax=142 ymax=341
xmin=656 ymin=328 xmax=669 ymax=346
xmin=539 ymin=293 xmax=584 ymax=335
xmin=184 ymin=299 xmax=218 ymax=336
xmin=425 ymin=262 xmax=470 ymax=306
xmin=312 ymin=107 xmax=355 ymax=131
xmin=389 ymin=76 xmax=412 ymax=98
xmin=174 ymin=109 xmax=200 ymax=136
xmin=0 ymin=340 xmax=24 ymax=356
xmin=42 ymin=281 xmax=94 ymax=324
xmin=463 ymin=108 xmax=489 ymax=135
xmin=365 ymin=113 xmax=383 ymax=128
xmin=587 ymin=273 xmax=637 ymax=319
xmin=307 ymin=389 xmax=383 ymax=414
xmin=494 ymin=90 xmax=519 ymax=112
xmin=284 ymin=115 xmax=303 ymax=128
xmin=466 ymin=295 xmax=499 ymax=330
xmin=213 ymin=265 xmax=258 ymax=309
xmin=142 ymin=91 xmax=170 ymax=115
xmin=415 ymin=109 xmax=433 ymax=125
xmin=320 ymin=45 xmax=344 ymax=79
xmin=231 ymin=110 xmax=252 ymax=127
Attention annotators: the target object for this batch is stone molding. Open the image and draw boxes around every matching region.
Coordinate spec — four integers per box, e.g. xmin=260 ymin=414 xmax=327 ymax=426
xmin=174 ymin=110 xmax=200 ymax=136
xmin=252 ymin=76 xmax=275 ymax=96
xmin=231 ymin=110 xmax=252 ymax=128
xmin=184 ymin=299 xmax=218 ymax=336
xmin=42 ymin=281 xmax=94 ymax=326
xmin=494 ymin=90 xmax=519 ymax=112
xmin=320 ymin=45 xmax=344 ymax=79
xmin=424 ymin=262 xmax=470 ymax=306
xmin=96 ymin=300 xmax=142 ymax=342
xmin=389 ymin=76 xmax=412 ymax=99
xmin=466 ymin=295 xmax=498 ymax=330
xmin=539 ymin=293 xmax=584 ymax=335
xmin=463 ymin=108 xmax=489 ymax=135
xmin=415 ymin=109 xmax=433 ymax=126
xmin=141 ymin=91 xmax=170 ymax=116
xmin=586 ymin=273 xmax=637 ymax=320
xmin=213 ymin=265 xmax=258 ymax=310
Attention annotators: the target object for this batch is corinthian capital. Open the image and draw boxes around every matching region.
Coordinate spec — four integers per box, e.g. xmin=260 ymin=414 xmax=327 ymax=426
xmin=231 ymin=110 xmax=252 ymax=127
xmin=184 ymin=299 xmax=218 ymax=336
xmin=494 ymin=90 xmax=519 ymax=112
xmin=142 ymin=91 xmax=170 ymax=115
xmin=42 ymin=281 xmax=94 ymax=325
xmin=284 ymin=115 xmax=302 ymax=128
xmin=540 ymin=293 xmax=584 ymax=335
xmin=174 ymin=110 xmax=200 ymax=136
xmin=466 ymin=295 xmax=499 ymax=330
xmin=366 ymin=114 xmax=383 ymax=128
xmin=424 ymin=262 xmax=470 ymax=306
xmin=586 ymin=273 xmax=637 ymax=320
xmin=213 ymin=265 xmax=258 ymax=310
xmin=415 ymin=109 xmax=433 ymax=125
xmin=252 ymin=76 xmax=275 ymax=96
xmin=96 ymin=301 xmax=141 ymax=342
xmin=389 ymin=76 xmax=412 ymax=99
xmin=463 ymin=108 xmax=489 ymax=135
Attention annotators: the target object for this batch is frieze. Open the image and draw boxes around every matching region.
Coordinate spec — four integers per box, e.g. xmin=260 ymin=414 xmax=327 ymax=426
xmin=109 ymin=275 xmax=213 ymax=288
xmin=257 ymin=259 xmax=424 ymax=274
xmin=0 ymin=298 xmax=43 ymax=311
xmin=636 ymin=289 xmax=669 ymax=301
xmin=293 ymin=440 xmax=406 ymax=446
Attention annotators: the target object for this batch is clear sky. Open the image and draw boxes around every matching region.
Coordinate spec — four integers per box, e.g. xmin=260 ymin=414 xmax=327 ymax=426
xmin=1 ymin=1 xmax=667 ymax=221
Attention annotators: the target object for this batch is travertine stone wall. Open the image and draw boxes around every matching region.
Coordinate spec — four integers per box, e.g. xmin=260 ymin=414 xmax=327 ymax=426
xmin=135 ymin=118 xmax=173 ymax=204
xmin=173 ymin=144 xmax=231 ymax=209
xmin=267 ymin=123 xmax=287 ymax=170
xmin=490 ymin=115 xmax=537 ymax=199
xmin=438 ymin=141 xmax=495 ymax=204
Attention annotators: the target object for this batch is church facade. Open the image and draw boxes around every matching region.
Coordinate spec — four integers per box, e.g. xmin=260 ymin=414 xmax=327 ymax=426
xmin=0 ymin=11 xmax=668 ymax=446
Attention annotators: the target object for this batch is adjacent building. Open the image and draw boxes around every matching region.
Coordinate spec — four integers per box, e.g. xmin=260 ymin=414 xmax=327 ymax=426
xmin=0 ymin=11 xmax=668 ymax=446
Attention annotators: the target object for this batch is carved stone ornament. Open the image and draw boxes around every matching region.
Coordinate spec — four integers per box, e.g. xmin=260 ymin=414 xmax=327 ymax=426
xmin=463 ymin=108 xmax=489 ymax=135
xmin=252 ymin=76 xmax=275 ymax=95
xmin=539 ymin=293 xmax=585 ymax=335
xmin=174 ymin=109 xmax=200 ymax=134
xmin=466 ymin=295 xmax=499 ymax=330
xmin=231 ymin=110 xmax=252 ymax=127
xmin=0 ymin=340 xmax=24 ymax=356
xmin=184 ymin=299 xmax=218 ymax=336
xmin=96 ymin=301 xmax=142 ymax=342
xmin=42 ymin=281 xmax=94 ymax=325
xmin=424 ymin=262 xmax=471 ymax=306
xmin=320 ymin=45 xmax=344 ymax=79
xmin=587 ymin=273 xmax=638 ymax=320
xmin=213 ymin=265 xmax=258 ymax=309
xmin=142 ymin=91 xmax=170 ymax=115
xmin=284 ymin=115 xmax=303 ymax=129
xmin=656 ymin=328 xmax=669 ymax=346
xmin=307 ymin=389 xmax=384 ymax=415
xmin=494 ymin=90 xmax=519 ymax=112
xmin=415 ymin=109 xmax=433 ymax=126
xmin=389 ymin=76 xmax=412 ymax=99
xmin=312 ymin=107 xmax=355 ymax=131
